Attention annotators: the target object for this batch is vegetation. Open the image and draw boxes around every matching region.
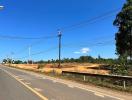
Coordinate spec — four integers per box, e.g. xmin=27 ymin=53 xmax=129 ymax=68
xmin=13 ymin=60 xmax=24 ymax=64
xmin=62 ymin=72 xmax=132 ymax=92
xmin=114 ymin=0 xmax=132 ymax=58
xmin=113 ymin=0 xmax=132 ymax=75
xmin=2 ymin=55 xmax=132 ymax=75
xmin=34 ymin=56 xmax=117 ymax=64
xmin=2 ymin=56 xmax=116 ymax=64
xmin=37 ymin=64 xmax=46 ymax=69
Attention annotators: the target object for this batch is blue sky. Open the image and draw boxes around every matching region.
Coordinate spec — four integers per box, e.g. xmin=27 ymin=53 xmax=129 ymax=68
xmin=0 ymin=0 xmax=126 ymax=61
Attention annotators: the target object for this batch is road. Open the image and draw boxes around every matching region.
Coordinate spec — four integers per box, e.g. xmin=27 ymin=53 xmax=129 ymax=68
xmin=0 ymin=65 xmax=131 ymax=100
xmin=0 ymin=66 xmax=42 ymax=100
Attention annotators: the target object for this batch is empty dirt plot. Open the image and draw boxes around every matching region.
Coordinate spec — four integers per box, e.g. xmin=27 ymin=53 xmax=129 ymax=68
xmin=7 ymin=63 xmax=110 ymax=75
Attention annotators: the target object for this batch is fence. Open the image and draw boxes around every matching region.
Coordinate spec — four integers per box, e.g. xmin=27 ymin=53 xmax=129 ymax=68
xmin=62 ymin=71 xmax=132 ymax=90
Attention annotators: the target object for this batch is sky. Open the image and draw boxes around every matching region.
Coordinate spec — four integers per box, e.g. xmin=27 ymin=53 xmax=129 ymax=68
xmin=0 ymin=0 xmax=126 ymax=61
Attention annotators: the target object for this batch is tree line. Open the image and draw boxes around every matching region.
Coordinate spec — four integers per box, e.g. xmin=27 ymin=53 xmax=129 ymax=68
xmin=2 ymin=55 xmax=117 ymax=64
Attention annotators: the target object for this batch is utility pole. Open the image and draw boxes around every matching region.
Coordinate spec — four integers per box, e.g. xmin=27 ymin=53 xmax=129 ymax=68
xmin=6 ymin=55 xmax=9 ymax=64
xmin=11 ymin=52 xmax=14 ymax=64
xmin=28 ymin=46 xmax=31 ymax=64
xmin=58 ymin=30 xmax=62 ymax=68
xmin=130 ymin=27 xmax=132 ymax=61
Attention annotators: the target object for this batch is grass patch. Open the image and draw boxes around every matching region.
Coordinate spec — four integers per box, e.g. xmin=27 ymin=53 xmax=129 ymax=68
xmin=37 ymin=64 xmax=46 ymax=69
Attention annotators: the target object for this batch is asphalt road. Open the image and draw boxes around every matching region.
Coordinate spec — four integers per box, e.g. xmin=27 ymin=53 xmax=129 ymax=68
xmin=0 ymin=65 xmax=130 ymax=100
xmin=0 ymin=67 xmax=41 ymax=100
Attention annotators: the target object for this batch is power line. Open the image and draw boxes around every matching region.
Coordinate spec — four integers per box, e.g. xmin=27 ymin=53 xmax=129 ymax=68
xmin=14 ymin=39 xmax=114 ymax=60
xmin=12 ymin=35 xmax=58 ymax=56
xmin=62 ymin=39 xmax=115 ymax=48
xmin=5 ymin=33 xmax=114 ymax=57
xmin=31 ymin=47 xmax=58 ymax=56
xmin=0 ymin=34 xmax=57 ymax=40
xmin=13 ymin=34 xmax=115 ymax=60
xmin=24 ymin=8 xmax=119 ymax=53
xmin=14 ymin=46 xmax=58 ymax=60
xmin=0 ymin=8 xmax=120 ymax=40
xmin=3 ymin=8 xmax=120 ymax=61
xmin=61 ymin=8 xmax=120 ymax=32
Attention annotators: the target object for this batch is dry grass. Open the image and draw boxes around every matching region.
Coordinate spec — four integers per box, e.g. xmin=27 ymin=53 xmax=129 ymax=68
xmin=9 ymin=64 xmax=38 ymax=70
xmin=9 ymin=63 xmax=110 ymax=75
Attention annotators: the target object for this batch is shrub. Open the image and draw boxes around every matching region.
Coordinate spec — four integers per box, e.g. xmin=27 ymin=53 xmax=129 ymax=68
xmin=37 ymin=64 xmax=46 ymax=69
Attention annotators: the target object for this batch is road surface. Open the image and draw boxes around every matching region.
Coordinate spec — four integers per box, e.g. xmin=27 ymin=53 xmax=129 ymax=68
xmin=0 ymin=65 xmax=131 ymax=100
xmin=0 ymin=66 xmax=42 ymax=100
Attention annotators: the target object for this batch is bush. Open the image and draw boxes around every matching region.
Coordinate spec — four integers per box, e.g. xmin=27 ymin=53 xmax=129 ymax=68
xmin=37 ymin=64 xmax=46 ymax=69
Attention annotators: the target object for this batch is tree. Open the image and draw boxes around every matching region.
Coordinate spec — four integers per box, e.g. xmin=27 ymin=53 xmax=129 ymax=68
xmin=113 ymin=0 xmax=132 ymax=59
xmin=70 ymin=58 xmax=75 ymax=63
xmin=98 ymin=55 xmax=101 ymax=59
xmin=37 ymin=60 xmax=45 ymax=64
xmin=114 ymin=55 xmax=128 ymax=75
xmin=79 ymin=56 xmax=94 ymax=63
xmin=2 ymin=59 xmax=7 ymax=63
xmin=63 ymin=58 xmax=70 ymax=63
xmin=14 ymin=60 xmax=23 ymax=64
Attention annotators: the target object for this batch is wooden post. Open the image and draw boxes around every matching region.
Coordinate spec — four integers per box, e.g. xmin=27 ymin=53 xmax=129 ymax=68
xmin=83 ymin=75 xmax=86 ymax=81
xmin=123 ymin=80 xmax=126 ymax=89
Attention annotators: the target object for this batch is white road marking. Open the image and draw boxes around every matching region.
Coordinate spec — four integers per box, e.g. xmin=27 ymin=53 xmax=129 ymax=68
xmin=15 ymin=76 xmax=19 ymax=78
xmin=94 ymin=92 xmax=104 ymax=98
xmin=24 ymin=82 xmax=31 ymax=85
xmin=67 ymin=85 xmax=74 ymax=88
xmin=18 ymin=78 xmax=24 ymax=81
xmin=1 ymin=68 xmax=48 ymax=100
xmin=41 ymin=77 xmax=124 ymax=100
xmin=34 ymin=88 xmax=43 ymax=92
xmin=42 ymin=77 xmax=46 ymax=79
xmin=2 ymin=67 xmax=124 ymax=100
xmin=39 ymin=76 xmax=123 ymax=100
xmin=52 ymin=80 xmax=57 ymax=83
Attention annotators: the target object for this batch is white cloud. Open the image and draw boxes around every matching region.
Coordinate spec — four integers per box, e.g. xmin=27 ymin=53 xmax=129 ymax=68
xmin=81 ymin=48 xmax=90 ymax=54
xmin=74 ymin=48 xmax=90 ymax=54
xmin=74 ymin=51 xmax=81 ymax=54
